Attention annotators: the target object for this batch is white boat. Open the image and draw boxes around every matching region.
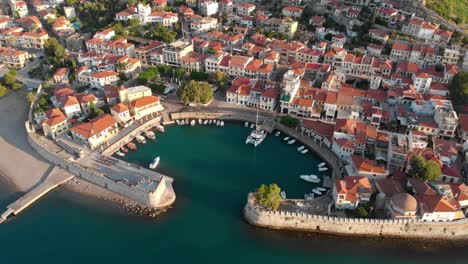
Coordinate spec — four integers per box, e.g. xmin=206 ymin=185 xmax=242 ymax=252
xmin=116 ymin=151 xmax=125 ymax=157
xmin=246 ymin=129 xmax=267 ymax=147
xmin=316 ymin=187 xmax=327 ymax=192
xmin=280 ymin=191 xmax=286 ymax=199
xmin=318 ymin=167 xmax=328 ymax=172
xmin=245 ymin=122 xmax=249 ymax=127
xmin=309 ymin=175 xmax=319 ymax=180
xmin=145 ymin=130 xmax=155 ymax=140
xmin=190 ymin=120 xmax=196 ymax=126
xmin=216 ymin=120 xmax=221 ymax=126
xmin=180 ymin=120 xmax=185 ymax=125
xmin=176 ymin=120 xmax=181 ymax=125
xmin=318 ymin=162 xmax=326 ymax=168
xmin=301 ymin=149 xmax=309 ymax=154
xmin=198 ymin=119 xmax=202 ymax=125
xmin=283 ymin=137 xmax=289 ymax=141
xmin=185 ymin=119 xmax=189 ymax=124
xmin=203 ymin=120 xmax=208 ymax=125
xmin=149 ymin=156 xmax=160 ymax=169
xmin=287 ymin=139 xmax=296 ymax=144
xmin=275 ymin=131 xmax=280 ymax=136
xmin=209 ymin=120 xmax=213 ymax=124
xmin=300 ymin=175 xmax=320 ymax=183
xmin=312 ymin=189 xmax=322 ymax=195
xmin=156 ymin=124 xmax=165 ymax=132
xmin=250 ymin=123 xmax=255 ymax=128
xmin=220 ymin=121 xmax=224 ymax=126
xmin=297 ymin=146 xmax=305 ymax=151
xmin=304 ymin=193 xmax=315 ymax=200
xmin=136 ymin=135 xmax=146 ymax=144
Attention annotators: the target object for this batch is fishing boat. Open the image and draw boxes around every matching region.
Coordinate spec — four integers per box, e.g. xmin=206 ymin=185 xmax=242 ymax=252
xmin=316 ymin=187 xmax=327 ymax=192
xmin=275 ymin=131 xmax=280 ymax=136
xmin=287 ymin=139 xmax=296 ymax=144
xmin=280 ymin=191 xmax=286 ymax=199
xmin=245 ymin=122 xmax=249 ymax=127
xmin=297 ymin=146 xmax=305 ymax=151
xmin=203 ymin=120 xmax=208 ymax=125
xmin=198 ymin=119 xmax=202 ymax=125
xmin=120 ymin=146 xmax=128 ymax=153
xmin=318 ymin=167 xmax=328 ymax=172
xmin=136 ymin=135 xmax=146 ymax=144
xmin=145 ymin=130 xmax=156 ymax=140
xmin=149 ymin=156 xmax=160 ymax=169
xmin=116 ymin=151 xmax=125 ymax=157
xmin=300 ymin=175 xmax=320 ymax=183
xmin=318 ymin=162 xmax=326 ymax=167
xmin=304 ymin=193 xmax=314 ymax=200
xmin=156 ymin=124 xmax=165 ymax=132
xmin=283 ymin=136 xmax=289 ymax=141
xmin=312 ymin=189 xmax=322 ymax=195
xmin=220 ymin=121 xmax=224 ymax=126
xmin=301 ymin=149 xmax=309 ymax=154
xmin=127 ymin=142 xmax=137 ymax=150
xmin=190 ymin=120 xmax=196 ymax=126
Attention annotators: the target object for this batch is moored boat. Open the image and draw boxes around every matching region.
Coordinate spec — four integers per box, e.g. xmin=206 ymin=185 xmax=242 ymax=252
xmin=127 ymin=142 xmax=137 ymax=150
xmin=250 ymin=123 xmax=255 ymax=128
xmin=275 ymin=131 xmax=280 ymax=136
xmin=287 ymin=139 xmax=296 ymax=144
xmin=283 ymin=137 xmax=289 ymax=141
xmin=245 ymin=122 xmax=249 ymax=127
xmin=136 ymin=135 xmax=146 ymax=144
xmin=198 ymin=119 xmax=202 ymax=125
xmin=209 ymin=120 xmax=213 ymax=124
xmin=156 ymin=124 xmax=165 ymax=132
xmin=300 ymin=175 xmax=320 ymax=183
xmin=297 ymin=146 xmax=305 ymax=151
xmin=316 ymin=187 xmax=327 ymax=192
xmin=280 ymin=191 xmax=286 ymax=199
xmin=304 ymin=193 xmax=315 ymax=200
xmin=312 ymin=188 xmax=322 ymax=195
xmin=318 ymin=167 xmax=328 ymax=172
xmin=116 ymin=151 xmax=125 ymax=157
xmin=149 ymin=156 xmax=160 ymax=169
xmin=120 ymin=146 xmax=128 ymax=153
xmin=203 ymin=120 xmax=208 ymax=125
xmin=220 ymin=121 xmax=224 ymax=126
xmin=190 ymin=120 xmax=196 ymax=126
xmin=301 ymin=149 xmax=309 ymax=154
xmin=145 ymin=130 xmax=155 ymax=140
xmin=318 ymin=162 xmax=326 ymax=167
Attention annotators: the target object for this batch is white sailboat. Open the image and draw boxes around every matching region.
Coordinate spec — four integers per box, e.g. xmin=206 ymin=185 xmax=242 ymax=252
xmin=246 ymin=108 xmax=266 ymax=147
xmin=149 ymin=156 xmax=160 ymax=169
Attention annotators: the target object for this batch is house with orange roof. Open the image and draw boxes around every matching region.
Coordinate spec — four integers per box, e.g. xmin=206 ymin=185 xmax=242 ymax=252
xmin=61 ymin=95 xmax=82 ymax=118
xmin=301 ymin=120 xmax=334 ymax=148
xmin=152 ymin=0 xmax=167 ymax=9
xmin=411 ymin=72 xmax=432 ymax=94
xmin=237 ymin=3 xmax=256 ymax=16
xmin=75 ymin=93 xmax=98 ymax=116
xmin=86 ymin=30 xmax=135 ymax=57
xmin=181 ymin=51 xmax=207 ymax=72
xmin=53 ymin=67 xmax=69 ymax=83
xmin=111 ymin=103 xmax=132 ymax=125
xmin=433 ymin=100 xmax=458 ymax=139
xmin=76 ymin=68 xmax=119 ymax=89
xmin=457 ymin=113 xmax=468 ymax=141
xmin=282 ymin=6 xmax=304 ymax=18
xmin=11 ymin=1 xmax=29 ymax=18
xmin=0 ymin=46 xmax=29 ymax=69
xmin=129 ymin=95 xmax=164 ymax=120
xmin=349 ymin=155 xmax=389 ymax=181
xmin=115 ymin=4 xmax=152 ymax=24
xmin=41 ymin=108 xmax=70 ymax=139
xmin=71 ymin=114 xmax=118 ymax=149
xmin=390 ymin=42 xmax=411 ymax=61
xmin=333 ymin=176 xmax=372 ymax=210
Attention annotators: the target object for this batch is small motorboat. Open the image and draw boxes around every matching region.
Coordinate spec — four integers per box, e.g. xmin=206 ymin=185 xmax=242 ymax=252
xmin=318 ymin=167 xmax=328 ymax=172
xmin=216 ymin=120 xmax=221 ymax=126
xmin=156 ymin=124 xmax=165 ymax=132
xmin=149 ymin=156 xmax=160 ymax=169
xmin=250 ymin=123 xmax=255 ymax=128
xmin=316 ymin=187 xmax=327 ymax=192
xmin=301 ymin=149 xmax=309 ymax=154
xmin=300 ymin=175 xmax=320 ymax=183
xmin=185 ymin=119 xmax=189 ymax=124
xmin=176 ymin=120 xmax=181 ymax=125
xmin=127 ymin=142 xmax=137 ymax=150
xmin=283 ymin=137 xmax=289 ymax=141
xmin=275 ymin=131 xmax=280 ymax=136
xmin=145 ymin=130 xmax=155 ymax=140
xmin=318 ymin=162 xmax=326 ymax=168
xmin=116 ymin=151 xmax=125 ymax=157
xmin=203 ymin=120 xmax=208 ymax=125
xmin=190 ymin=120 xmax=196 ymax=126
xmin=180 ymin=120 xmax=185 ymax=125
xmin=220 ymin=121 xmax=224 ymax=126
xmin=120 ymin=146 xmax=128 ymax=153
xmin=312 ymin=188 xmax=322 ymax=195
xmin=198 ymin=119 xmax=202 ymax=125
xmin=287 ymin=139 xmax=296 ymax=144
xmin=280 ymin=191 xmax=286 ymax=199
xmin=245 ymin=122 xmax=249 ymax=127
xmin=136 ymin=135 xmax=146 ymax=144
xmin=297 ymin=146 xmax=305 ymax=151
xmin=209 ymin=120 xmax=213 ymax=124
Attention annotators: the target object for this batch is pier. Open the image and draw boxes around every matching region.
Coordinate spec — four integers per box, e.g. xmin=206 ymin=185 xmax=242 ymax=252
xmin=259 ymin=118 xmax=275 ymax=133
xmin=0 ymin=167 xmax=73 ymax=224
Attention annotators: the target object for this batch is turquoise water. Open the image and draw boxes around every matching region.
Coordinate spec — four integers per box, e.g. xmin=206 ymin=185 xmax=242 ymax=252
xmin=0 ymin=122 xmax=467 ymax=263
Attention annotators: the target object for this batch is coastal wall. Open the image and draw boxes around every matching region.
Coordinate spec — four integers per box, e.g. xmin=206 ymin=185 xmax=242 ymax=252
xmin=244 ymin=194 xmax=468 ymax=239
xmin=26 ymin=125 xmax=173 ymax=208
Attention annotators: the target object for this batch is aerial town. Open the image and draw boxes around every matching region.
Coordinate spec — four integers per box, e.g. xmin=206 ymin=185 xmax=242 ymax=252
xmin=0 ymin=0 xmax=467 ymax=240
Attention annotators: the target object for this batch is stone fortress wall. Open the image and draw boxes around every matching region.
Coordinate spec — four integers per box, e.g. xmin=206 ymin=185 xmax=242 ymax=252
xmin=244 ymin=194 xmax=468 ymax=239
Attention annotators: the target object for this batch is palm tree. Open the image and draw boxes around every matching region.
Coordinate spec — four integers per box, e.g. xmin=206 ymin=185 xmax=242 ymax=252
xmin=26 ymin=92 xmax=37 ymax=104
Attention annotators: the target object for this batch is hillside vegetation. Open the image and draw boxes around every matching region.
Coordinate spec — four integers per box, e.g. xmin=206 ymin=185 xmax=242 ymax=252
xmin=426 ymin=0 xmax=468 ymax=24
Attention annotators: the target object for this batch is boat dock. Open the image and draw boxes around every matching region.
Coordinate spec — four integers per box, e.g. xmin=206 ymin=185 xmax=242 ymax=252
xmin=0 ymin=167 xmax=73 ymax=224
xmin=259 ymin=118 xmax=275 ymax=133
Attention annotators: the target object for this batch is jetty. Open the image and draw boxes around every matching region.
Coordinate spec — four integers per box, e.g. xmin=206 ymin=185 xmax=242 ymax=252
xmin=0 ymin=167 xmax=73 ymax=224
xmin=258 ymin=118 xmax=275 ymax=133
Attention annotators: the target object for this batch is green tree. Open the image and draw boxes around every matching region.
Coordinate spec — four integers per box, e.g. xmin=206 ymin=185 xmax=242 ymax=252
xmin=2 ymin=70 xmax=17 ymax=87
xmin=209 ymin=71 xmax=229 ymax=88
xmin=0 ymin=84 xmax=7 ymax=97
xmin=26 ymin=92 xmax=37 ymax=103
xmin=280 ymin=115 xmax=300 ymax=128
xmin=177 ymin=80 xmax=213 ymax=104
xmin=408 ymin=155 xmax=441 ymax=182
xmin=255 ymin=184 xmax=282 ymax=211
xmin=174 ymin=67 xmax=186 ymax=79
xmin=89 ymin=102 xmax=104 ymax=118
xmin=370 ymin=10 xmax=376 ymax=24
xmin=448 ymin=72 xmax=468 ymax=106
xmin=44 ymin=38 xmax=65 ymax=67
xmin=189 ymin=71 xmax=209 ymax=81
xmin=129 ymin=18 xmax=140 ymax=28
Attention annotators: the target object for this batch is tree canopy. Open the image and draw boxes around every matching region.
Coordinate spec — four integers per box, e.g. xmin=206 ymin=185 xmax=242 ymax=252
xmin=137 ymin=67 xmax=159 ymax=84
xmin=44 ymin=38 xmax=65 ymax=67
xmin=448 ymin=72 xmax=468 ymax=106
xmin=177 ymin=80 xmax=213 ymax=104
xmin=89 ymin=102 xmax=104 ymax=119
xmin=280 ymin=115 xmax=300 ymax=128
xmin=209 ymin=71 xmax=229 ymax=89
xmin=408 ymin=155 xmax=441 ymax=182
xmin=255 ymin=184 xmax=282 ymax=211
xmin=0 ymin=84 xmax=7 ymax=97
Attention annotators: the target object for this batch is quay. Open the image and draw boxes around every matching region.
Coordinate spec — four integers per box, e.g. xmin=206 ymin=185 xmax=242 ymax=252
xmin=0 ymin=167 xmax=73 ymax=224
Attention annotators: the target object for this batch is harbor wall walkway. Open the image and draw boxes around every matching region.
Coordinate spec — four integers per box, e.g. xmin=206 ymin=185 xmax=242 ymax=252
xmin=244 ymin=194 xmax=468 ymax=239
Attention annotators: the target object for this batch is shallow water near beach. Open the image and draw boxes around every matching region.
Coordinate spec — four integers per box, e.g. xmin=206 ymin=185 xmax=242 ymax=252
xmin=0 ymin=122 xmax=467 ymax=263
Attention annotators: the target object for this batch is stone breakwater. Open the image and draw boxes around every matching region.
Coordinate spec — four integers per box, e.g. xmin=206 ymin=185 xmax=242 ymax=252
xmin=244 ymin=194 xmax=468 ymax=240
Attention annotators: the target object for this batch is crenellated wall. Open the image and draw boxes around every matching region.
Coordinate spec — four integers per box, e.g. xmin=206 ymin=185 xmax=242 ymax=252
xmin=244 ymin=194 xmax=468 ymax=239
